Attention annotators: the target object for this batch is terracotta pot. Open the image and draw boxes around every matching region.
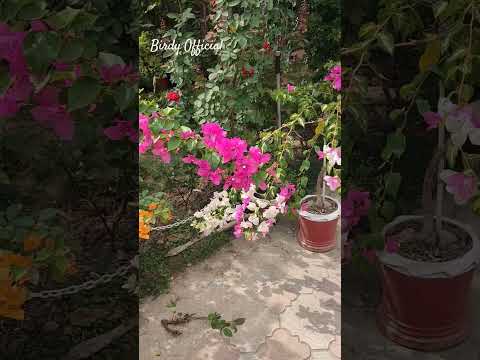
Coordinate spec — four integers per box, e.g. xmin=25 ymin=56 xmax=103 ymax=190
xmin=297 ymin=195 xmax=340 ymax=252
xmin=377 ymin=215 xmax=480 ymax=351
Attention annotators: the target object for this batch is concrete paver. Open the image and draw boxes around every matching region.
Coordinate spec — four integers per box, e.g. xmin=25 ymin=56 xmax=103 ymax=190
xmin=140 ymin=219 xmax=341 ymax=360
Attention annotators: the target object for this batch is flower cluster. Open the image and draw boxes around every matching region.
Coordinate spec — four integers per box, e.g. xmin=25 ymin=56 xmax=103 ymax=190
xmin=424 ymin=98 xmax=480 ymax=147
xmin=423 ymin=98 xmax=480 ymax=205
xmin=191 ymin=191 xmax=235 ymax=236
xmin=341 ymin=190 xmax=371 ymax=232
xmin=324 ymin=65 xmax=342 ymax=91
xmin=317 ymin=145 xmax=342 ymax=191
xmin=233 ymin=184 xmax=295 ymax=240
xmin=104 ymin=119 xmax=138 ymax=142
xmin=241 ymin=66 xmax=255 ymax=78
xmin=99 ymin=64 xmax=138 ymax=84
xmin=166 ymin=91 xmax=181 ymax=103
xmin=183 ymin=123 xmax=272 ymax=191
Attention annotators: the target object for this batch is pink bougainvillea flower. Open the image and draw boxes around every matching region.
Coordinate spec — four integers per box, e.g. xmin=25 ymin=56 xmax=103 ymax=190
xmin=30 ymin=20 xmax=48 ymax=32
xmin=33 ymin=85 xmax=60 ymax=105
xmin=152 ymin=140 xmax=171 ymax=163
xmin=209 ymin=168 xmax=223 ymax=186
xmin=423 ymin=111 xmax=442 ymax=130
xmin=324 ymin=175 xmax=341 ymax=191
xmin=100 ymin=64 xmax=138 ymax=84
xmin=248 ymin=146 xmax=271 ymax=165
xmin=180 ymin=130 xmax=195 ymax=140
xmin=0 ymin=95 xmax=18 ymax=118
xmin=327 ymin=147 xmax=341 ymax=166
xmin=324 ymin=65 xmax=341 ymax=91
xmin=201 ymin=122 xmax=227 ymax=149
xmin=440 ymin=170 xmax=477 ymax=205
xmin=317 ymin=145 xmax=341 ymax=166
xmin=182 ymin=155 xmax=197 ymax=164
xmin=279 ymin=184 xmax=296 ymax=201
xmin=385 ymin=238 xmax=400 ymax=253
xmin=166 ymin=91 xmax=181 ymax=103
xmin=31 ymin=105 xmax=74 ymax=140
xmin=104 ymin=119 xmax=137 ymax=142
xmin=287 ymin=83 xmax=295 ymax=93
xmin=341 ymin=190 xmax=371 ymax=231
xmin=215 ymin=137 xmax=248 ymax=163
xmin=259 ymin=181 xmax=268 ymax=191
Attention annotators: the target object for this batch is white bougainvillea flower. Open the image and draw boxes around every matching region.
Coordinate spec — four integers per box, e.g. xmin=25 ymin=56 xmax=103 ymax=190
xmin=440 ymin=169 xmax=477 ymax=205
xmin=442 ymin=98 xmax=480 ymax=147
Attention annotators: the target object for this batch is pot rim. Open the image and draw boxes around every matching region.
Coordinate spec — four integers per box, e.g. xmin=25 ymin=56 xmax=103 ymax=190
xmin=378 ymin=215 xmax=480 ymax=279
xmin=298 ymin=195 xmax=340 ymax=223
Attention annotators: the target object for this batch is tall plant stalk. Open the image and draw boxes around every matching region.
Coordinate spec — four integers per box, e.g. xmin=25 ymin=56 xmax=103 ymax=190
xmin=315 ymin=159 xmax=326 ymax=210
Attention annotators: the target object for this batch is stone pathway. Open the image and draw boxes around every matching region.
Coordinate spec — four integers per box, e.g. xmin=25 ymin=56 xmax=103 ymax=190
xmin=140 ymin=220 xmax=341 ymax=360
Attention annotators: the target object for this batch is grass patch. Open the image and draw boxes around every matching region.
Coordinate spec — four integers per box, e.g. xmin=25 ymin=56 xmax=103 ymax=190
xmin=139 ymin=230 xmax=232 ymax=299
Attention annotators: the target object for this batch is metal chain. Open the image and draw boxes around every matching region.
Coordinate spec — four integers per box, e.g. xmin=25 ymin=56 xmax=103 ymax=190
xmin=29 ymin=262 xmax=133 ymax=299
xmin=151 ymin=215 xmax=194 ymax=231
xmin=28 ymin=215 xmax=194 ymax=300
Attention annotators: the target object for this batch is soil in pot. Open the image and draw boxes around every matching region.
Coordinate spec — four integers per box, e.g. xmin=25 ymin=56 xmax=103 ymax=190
xmin=378 ymin=218 xmax=476 ymax=351
xmin=297 ymin=196 xmax=339 ymax=253
xmin=302 ymin=196 xmax=338 ymax=215
xmin=386 ymin=219 xmax=473 ymax=262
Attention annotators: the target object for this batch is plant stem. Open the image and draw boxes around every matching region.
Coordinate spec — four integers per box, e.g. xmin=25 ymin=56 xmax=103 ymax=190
xmin=316 ymin=160 xmax=325 ymax=209
xmin=435 ymin=121 xmax=446 ymax=243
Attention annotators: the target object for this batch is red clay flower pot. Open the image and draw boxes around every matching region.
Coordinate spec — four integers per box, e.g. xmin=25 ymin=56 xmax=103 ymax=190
xmin=297 ymin=195 xmax=340 ymax=253
xmin=377 ymin=215 xmax=480 ymax=351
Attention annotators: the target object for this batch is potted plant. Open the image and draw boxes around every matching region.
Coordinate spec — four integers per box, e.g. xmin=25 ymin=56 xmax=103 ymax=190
xmin=376 ymin=97 xmax=480 ymax=351
xmin=297 ymin=159 xmax=341 ymax=252
xmin=296 ymin=65 xmax=342 ymax=252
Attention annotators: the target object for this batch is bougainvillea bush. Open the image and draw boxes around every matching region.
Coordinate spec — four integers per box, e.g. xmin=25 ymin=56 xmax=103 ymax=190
xmin=1 ymin=0 xmax=138 ymax=334
xmin=138 ymin=2 xmax=341 ymax=294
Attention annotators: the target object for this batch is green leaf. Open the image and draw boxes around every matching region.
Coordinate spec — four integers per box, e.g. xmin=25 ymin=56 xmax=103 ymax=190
xmin=35 ymin=248 xmax=52 ymax=262
xmin=377 ymin=32 xmax=394 ymax=55
xmin=45 ymin=7 xmax=81 ymax=30
xmin=384 ymin=173 xmax=402 ymax=198
xmin=433 ymin=1 xmax=448 ymax=18
xmin=382 ymin=133 xmax=406 ymax=160
xmin=38 ymin=208 xmax=57 ymax=222
xmin=68 ymin=77 xmax=101 ymax=111
xmin=167 ymin=137 xmax=181 ymax=151
xmin=472 ymin=196 xmax=480 ymax=216
xmin=97 ymin=52 xmax=125 ymax=67
xmin=419 ymin=40 xmax=441 ymax=73
xmin=23 ymin=32 xmax=61 ymax=74
xmin=59 ymin=39 xmax=85 ymax=62
xmin=222 ymin=328 xmax=233 ymax=337
xmin=113 ymin=83 xmax=136 ymax=111
xmin=380 ymin=201 xmax=396 ymax=220
xmin=18 ymin=1 xmax=47 ymax=20
xmin=415 ymin=99 xmax=430 ymax=115
xmin=6 ymin=204 xmax=22 ymax=221
xmin=11 ymin=266 xmax=28 ymax=282
xmin=14 ymin=216 xmax=35 ymax=228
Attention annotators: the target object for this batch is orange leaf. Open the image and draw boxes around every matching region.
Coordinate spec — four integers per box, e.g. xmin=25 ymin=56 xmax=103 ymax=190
xmin=23 ymin=232 xmax=43 ymax=252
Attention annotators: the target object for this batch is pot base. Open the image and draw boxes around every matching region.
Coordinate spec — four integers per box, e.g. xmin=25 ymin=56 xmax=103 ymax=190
xmin=297 ymin=228 xmax=336 ymax=252
xmin=377 ymin=303 xmax=469 ymax=352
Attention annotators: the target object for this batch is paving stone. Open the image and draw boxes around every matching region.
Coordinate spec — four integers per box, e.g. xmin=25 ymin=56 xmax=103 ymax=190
xmin=280 ymin=293 xmax=337 ymax=350
xmin=140 ymin=219 xmax=341 ymax=359
xmin=256 ymin=328 xmax=311 ymax=360
xmin=311 ymin=350 xmax=339 ymax=360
